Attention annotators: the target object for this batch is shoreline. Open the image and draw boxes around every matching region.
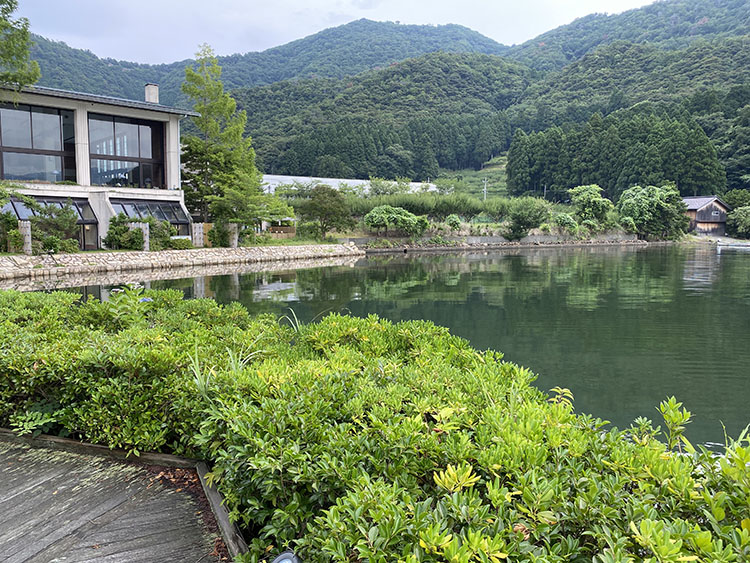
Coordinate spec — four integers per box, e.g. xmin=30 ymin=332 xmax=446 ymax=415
xmin=363 ymin=238 xmax=654 ymax=255
xmin=0 ymin=243 xmax=364 ymax=282
xmin=0 ymin=237 xmax=712 ymax=288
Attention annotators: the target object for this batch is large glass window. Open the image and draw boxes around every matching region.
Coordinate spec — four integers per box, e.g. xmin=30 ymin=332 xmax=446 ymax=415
xmin=0 ymin=104 xmax=75 ymax=183
xmin=89 ymin=114 xmax=163 ymax=188
xmin=3 ymin=153 xmax=62 ymax=182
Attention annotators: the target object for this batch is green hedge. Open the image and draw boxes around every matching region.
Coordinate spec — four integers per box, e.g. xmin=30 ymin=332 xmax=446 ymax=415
xmin=0 ymin=288 xmax=749 ymax=562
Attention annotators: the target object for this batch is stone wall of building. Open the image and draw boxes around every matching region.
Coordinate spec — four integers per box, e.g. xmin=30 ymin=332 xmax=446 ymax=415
xmin=0 ymin=243 xmax=365 ymax=282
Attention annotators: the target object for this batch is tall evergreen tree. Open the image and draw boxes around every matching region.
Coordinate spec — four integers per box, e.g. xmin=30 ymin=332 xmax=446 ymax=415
xmin=181 ymin=45 xmax=260 ymax=222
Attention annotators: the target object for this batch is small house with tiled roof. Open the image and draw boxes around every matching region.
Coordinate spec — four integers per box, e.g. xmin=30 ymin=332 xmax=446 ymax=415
xmin=683 ymin=196 xmax=732 ymax=236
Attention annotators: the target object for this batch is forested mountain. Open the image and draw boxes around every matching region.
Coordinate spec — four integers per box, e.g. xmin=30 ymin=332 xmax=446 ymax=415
xmin=504 ymin=0 xmax=750 ymax=71
xmin=26 ymin=0 xmax=750 ymax=192
xmin=232 ymin=33 xmax=749 ymax=188
xmin=29 ymin=0 xmax=750 ymax=105
xmin=29 ymin=20 xmax=508 ymax=106
xmin=508 ymin=37 xmax=750 ymax=130
xmin=234 ymin=52 xmax=531 ymax=178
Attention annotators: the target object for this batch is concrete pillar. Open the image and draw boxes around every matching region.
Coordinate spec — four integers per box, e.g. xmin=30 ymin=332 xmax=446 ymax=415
xmin=128 ymin=221 xmax=150 ymax=252
xmin=165 ymin=116 xmax=181 ymax=190
xmin=18 ymin=220 xmax=32 ymax=255
xmin=227 ymin=223 xmax=239 ymax=248
xmin=73 ymin=103 xmax=91 ymax=186
xmin=193 ymin=277 xmax=205 ymax=299
xmin=191 ymin=222 xmax=204 ymax=248
xmin=229 ymin=273 xmax=240 ymax=301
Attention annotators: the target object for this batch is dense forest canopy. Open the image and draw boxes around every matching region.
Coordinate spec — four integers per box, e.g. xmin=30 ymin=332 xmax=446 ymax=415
xmin=504 ymin=0 xmax=750 ymax=71
xmin=29 ymin=20 xmax=508 ymax=106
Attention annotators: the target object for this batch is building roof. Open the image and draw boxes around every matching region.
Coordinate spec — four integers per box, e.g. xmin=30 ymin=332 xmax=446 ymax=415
xmin=682 ymin=196 xmax=731 ymax=211
xmin=9 ymin=85 xmax=199 ymax=117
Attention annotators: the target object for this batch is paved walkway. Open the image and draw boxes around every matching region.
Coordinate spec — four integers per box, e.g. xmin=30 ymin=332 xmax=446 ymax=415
xmin=0 ymin=442 xmax=220 ymax=562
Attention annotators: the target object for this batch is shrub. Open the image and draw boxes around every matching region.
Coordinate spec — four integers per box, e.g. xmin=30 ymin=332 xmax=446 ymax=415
xmin=0 ymin=210 xmax=17 ymax=251
xmin=482 ymin=197 xmax=511 ymax=221
xmin=6 ymin=228 xmax=23 ymax=252
xmin=207 ymin=222 xmax=230 ymax=248
xmin=295 ymin=221 xmax=320 ymax=239
xmin=727 ymin=206 xmax=750 ymax=238
xmin=580 ymin=218 xmax=600 ymax=234
xmin=552 ymin=212 xmax=578 ymax=234
xmin=169 ymin=238 xmax=194 ymax=250
xmin=620 ymin=215 xmax=637 ymax=234
xmin=1 ymin=290 xmax=749 ymax=563
xmin=29 ymin=200 xmax=80 ymax=254
xmin=103 ymin=213 xmax=144 ymax=250
xmin=145 ymin=217 xmax=177 ymax=251
xmin=568 ymin=184 xmax=613 ymax=223
xmin=39 ymin=235 xmax=79 ymax=254
xmin=505 ymin=197 xmax=551 ymax=240
xmin=364 ymin=205 xmax=428 ymax=237
xmin=445 ymin=214 xmax=461 ymax=232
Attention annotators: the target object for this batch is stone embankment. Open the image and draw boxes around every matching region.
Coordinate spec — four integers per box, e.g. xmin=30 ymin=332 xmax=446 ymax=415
xmin=0 ymin=243 xmax=365 ymax=282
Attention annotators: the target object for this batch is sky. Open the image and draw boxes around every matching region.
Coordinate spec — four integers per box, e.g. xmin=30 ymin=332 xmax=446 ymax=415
xmin=17 ymin=0 xmax=657 ymax=64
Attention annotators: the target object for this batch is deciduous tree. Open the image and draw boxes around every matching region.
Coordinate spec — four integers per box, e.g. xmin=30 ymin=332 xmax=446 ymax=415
xmin=299 ymin=184 xmax=354 ymax=239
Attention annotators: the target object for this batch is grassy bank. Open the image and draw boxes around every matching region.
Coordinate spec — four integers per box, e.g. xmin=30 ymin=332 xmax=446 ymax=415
xmin=1 ymin=287 xmax=748 ymax=562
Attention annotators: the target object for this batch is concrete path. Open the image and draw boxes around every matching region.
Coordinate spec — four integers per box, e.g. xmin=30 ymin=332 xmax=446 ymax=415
xmin=0 ymin=441 xmax=222 ymax=562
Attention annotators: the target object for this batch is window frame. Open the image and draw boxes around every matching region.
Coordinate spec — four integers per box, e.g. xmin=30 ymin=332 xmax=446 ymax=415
xmin=0 ymin=103 xmax=76 ymax=183
xmin=88 ymin=114 xmax=164 ymax=188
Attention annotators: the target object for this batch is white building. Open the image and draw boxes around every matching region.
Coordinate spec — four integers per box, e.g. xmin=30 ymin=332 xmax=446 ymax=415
xmin=0 ymin=84 xmax=195 ymax=249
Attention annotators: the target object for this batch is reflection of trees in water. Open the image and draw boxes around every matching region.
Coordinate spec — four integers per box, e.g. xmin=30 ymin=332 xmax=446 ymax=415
xmin=149 ymin=246 xmax=741 ymax=326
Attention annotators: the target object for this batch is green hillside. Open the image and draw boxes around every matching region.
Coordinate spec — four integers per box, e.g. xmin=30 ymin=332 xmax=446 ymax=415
xmin=234 ymin=52 xmax=531 ymax=178
xmin=505 ymin=0 xmax=750 ymax=71
xmin=509 ymin=36 xmax=750 ymax=129
xmin=29 ymin=19 xmax=508 ymax=106
xmin=25 ymin=0 xmax=750 ymax=191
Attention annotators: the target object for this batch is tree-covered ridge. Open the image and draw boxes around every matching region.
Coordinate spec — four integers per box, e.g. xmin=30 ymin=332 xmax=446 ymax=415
xmin=27 ymin=0 xmax=750 ymax=106
xmin=505 ymin=0 xmax=750 ymax=71
xmin=236 ymin=35 xmax=750 ymax=185
xmin=29 ymin=20 xmax=508 ymax=106
xmin=239 ymin=52 xmax=532 ymax=135
xmin=233 ymin=52 xmax=530 ymax=179
xmin=512 ymin=37 xmax=750 ymax=128
xmin=29 ymin=35 xmax=183 ymax=102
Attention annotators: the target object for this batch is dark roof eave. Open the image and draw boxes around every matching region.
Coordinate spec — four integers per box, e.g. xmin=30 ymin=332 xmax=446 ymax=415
xmin=4 ymin=85 xmax=199 ymax=117
xmin=682 ymin=195 xmax=732 ymax=212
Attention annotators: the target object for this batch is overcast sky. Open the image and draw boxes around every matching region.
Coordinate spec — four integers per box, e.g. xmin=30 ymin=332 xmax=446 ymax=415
xmin=18 ymin=0 xmax=656 ymax=64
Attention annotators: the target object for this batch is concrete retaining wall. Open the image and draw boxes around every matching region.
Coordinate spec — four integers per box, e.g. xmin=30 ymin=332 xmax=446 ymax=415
xmin=0 ymin=243 xmax=365 ymax=282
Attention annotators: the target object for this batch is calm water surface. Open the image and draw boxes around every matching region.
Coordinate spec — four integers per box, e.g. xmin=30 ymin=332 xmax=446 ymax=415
xmin=105 ymin=245 xmax=750 ymax=444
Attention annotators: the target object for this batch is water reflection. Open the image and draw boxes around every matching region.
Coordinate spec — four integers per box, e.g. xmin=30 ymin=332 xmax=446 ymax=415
xmin=74 ymin=245 xmax=750 ymax=445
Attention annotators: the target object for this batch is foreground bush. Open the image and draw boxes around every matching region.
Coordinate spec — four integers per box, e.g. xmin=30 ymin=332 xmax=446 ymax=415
xmin=0 ymin=289 xmax=749 ymax=562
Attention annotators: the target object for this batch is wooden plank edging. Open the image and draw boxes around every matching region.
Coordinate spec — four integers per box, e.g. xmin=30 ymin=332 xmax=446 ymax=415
xmin=0 ymin=428 xmax=249 ymax=557
xmin=0 ymin=428 xmax=198 ymax=467
xmin=197 ymin=460 xmax=250 ymax=558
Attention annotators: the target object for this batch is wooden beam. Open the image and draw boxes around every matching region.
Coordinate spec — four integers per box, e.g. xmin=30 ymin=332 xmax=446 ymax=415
xmin=196 ymin=461 xmax=249 ymax=558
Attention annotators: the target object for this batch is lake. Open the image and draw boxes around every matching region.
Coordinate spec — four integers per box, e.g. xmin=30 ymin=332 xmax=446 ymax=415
xmin=89 ymin=244 xmax=750 ymax=445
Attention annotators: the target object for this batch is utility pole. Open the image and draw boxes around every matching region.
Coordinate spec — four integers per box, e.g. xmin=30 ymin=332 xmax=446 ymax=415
xmin=482 ymin=177 xmax=488 ymax=201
